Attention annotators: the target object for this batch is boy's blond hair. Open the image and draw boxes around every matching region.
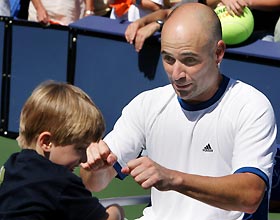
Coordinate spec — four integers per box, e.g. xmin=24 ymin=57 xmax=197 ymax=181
xmin=17 ymin=81 xmax=105 ymax=149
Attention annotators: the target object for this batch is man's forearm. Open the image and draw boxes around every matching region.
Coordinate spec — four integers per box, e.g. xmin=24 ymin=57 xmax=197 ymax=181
xmin=169 ymin=170 xmax=266 ymax=213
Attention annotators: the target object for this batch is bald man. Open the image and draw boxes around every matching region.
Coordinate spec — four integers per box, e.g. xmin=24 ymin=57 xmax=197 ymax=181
xmin=81 ymin=3 xmax=277 ymax=220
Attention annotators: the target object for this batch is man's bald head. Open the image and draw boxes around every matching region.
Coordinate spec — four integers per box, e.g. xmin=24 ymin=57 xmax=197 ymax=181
xmin=162 ymin=3 xmax=222 ymax=45
xmin=160 ymin=3 xmax=226 ymax=103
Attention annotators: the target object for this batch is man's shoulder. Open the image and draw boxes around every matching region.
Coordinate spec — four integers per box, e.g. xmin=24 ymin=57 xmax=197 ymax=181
xmin=139 ymin=84 xmax=174 ymax=98
xmin=228 ymin=78 xmax=269 ymax=101
xmin=122 ymin=84 xmax=177 ymax=119
xmin=132 ymin=84 xmax=175 ymax=106
xmin=225 ymin=78 xmax=274 ymax=113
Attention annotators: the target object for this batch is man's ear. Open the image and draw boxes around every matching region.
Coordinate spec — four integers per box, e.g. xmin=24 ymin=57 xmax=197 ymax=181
xmin=216 ymin=40 xmax=226 ymax=65
xmin=37 ymin=131 xmax=52 ymax=152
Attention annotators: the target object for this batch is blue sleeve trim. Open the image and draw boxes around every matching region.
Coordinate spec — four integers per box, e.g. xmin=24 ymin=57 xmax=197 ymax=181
xmin=113 ymin=162 xmax=127 ymax=180
xmin=242 ymin=213 xmax=253 ymax=220
xmin=234 ymin=167 xmax=269 ymax=188
xmin=235 ymin=167 xmax=269 ymax=220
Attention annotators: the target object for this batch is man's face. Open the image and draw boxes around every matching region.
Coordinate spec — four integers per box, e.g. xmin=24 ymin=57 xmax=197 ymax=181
xmin=161 ymin=24 xmax=219 ymax=104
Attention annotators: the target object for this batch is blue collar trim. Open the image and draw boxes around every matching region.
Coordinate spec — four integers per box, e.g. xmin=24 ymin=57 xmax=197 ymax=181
xmin=178 ymin=74 xmax=230 ymax=111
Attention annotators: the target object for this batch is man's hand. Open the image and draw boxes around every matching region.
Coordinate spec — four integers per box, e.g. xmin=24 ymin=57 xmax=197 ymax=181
xmin=122 ymin=156 xmax=173 ymax=190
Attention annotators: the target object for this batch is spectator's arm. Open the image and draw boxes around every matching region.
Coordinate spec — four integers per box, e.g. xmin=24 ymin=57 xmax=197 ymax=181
xmin=140 ymin=0 xmax=163 ymax=11
xmin=125 ymin=8 xmax=171 ymax=50
xmin=31 ymin=0 xmax=49 ymax=23
xmin=205 ymin=0 xmax=280 ymax=11
xmin=84 ymin=0 xmax=95 ymax=16
xmin=246 ymin=0 xmax=280 ymax=10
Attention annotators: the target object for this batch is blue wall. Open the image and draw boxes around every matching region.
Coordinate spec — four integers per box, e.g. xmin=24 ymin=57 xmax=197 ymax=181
xmin=0 ymin=16 xmax=280 ymax=143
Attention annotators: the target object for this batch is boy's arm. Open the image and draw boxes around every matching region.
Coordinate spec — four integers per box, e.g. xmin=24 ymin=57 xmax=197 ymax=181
xmin=80 ymin=166 xmax=117 ymax=192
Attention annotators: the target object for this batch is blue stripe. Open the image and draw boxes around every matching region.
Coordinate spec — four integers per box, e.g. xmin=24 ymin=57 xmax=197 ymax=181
xmin=235 ymin=167 xmax=269 ymax=220
xmin=234 ymin=167 xmax=269 ymax=187
xmin=113 ymin=162 xmax=127 ymax=180
xmin=178 ymin=74 xmax=230 ymax=111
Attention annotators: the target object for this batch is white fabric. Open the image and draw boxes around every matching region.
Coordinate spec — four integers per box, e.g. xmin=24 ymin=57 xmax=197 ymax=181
xmin=28 ymin=0 xmax=85 ymax=25
xmin=104 ymin=78 xmax=277 ymax=220
xmin=110 ymin=0 xmax=164 ymax=22
xmin=0 ymin=0 xmax=10 ymax=16
xmin=274 ymin=16 xmax=280 ymax=42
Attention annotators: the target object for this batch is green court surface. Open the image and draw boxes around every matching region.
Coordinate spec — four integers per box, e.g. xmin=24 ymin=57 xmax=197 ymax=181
xmin=1 ymin=136 xmax=280 ymax=220
xmin=270 ymin=213 xmax=280 ymax=220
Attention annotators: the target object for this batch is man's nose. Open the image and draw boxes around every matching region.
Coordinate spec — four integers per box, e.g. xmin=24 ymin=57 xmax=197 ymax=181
xmin=172 ymin=61 xmax=186 ymax=81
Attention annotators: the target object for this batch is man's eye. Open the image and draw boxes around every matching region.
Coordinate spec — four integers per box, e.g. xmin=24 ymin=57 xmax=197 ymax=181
xmin=182 ymin=57 xmax=197 ymax=66
xmin=163 ymin=55 xmax=176 ymax=65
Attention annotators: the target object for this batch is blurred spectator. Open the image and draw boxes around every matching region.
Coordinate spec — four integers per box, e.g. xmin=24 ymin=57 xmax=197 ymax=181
xmin=17 ymin=0 xmax=31 ymax=19
xmin=110 ymin=0 xmax=165 ymax=22
xmin=28 ymin=0 xmax=91 ymax=25
xmin=0 ymin=0 xmax=11 ymax=16
xmin=86 ymin=0 xmax=112 ymax=17
xmin=125 ymin=0 xmax=280 ymax=51
xmin=274 ymin=16 xmax=280 ymax=42
xmin=206 ymin=0 xmax=280 ymax=41
xmin=125 ymin=0 xmax=200 ymax=51
xmin=9 ymin=0 xmax=20 ymax=17
xmin=7 ymin=0 xmax=31 ymax=19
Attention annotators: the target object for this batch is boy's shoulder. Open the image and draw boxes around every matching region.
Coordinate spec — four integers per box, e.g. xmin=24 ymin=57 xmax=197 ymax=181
xmin=4 ymin=149 xmax=81 ymax=186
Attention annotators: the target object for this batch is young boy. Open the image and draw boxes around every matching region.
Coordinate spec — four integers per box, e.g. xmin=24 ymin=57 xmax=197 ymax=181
xmin=0 ymin=81 xmax=124 ymax=220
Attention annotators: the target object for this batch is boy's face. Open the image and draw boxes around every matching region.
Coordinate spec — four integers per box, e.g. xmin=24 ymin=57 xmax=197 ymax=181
xmin=49 ymin=144 xmax=88 ymax=172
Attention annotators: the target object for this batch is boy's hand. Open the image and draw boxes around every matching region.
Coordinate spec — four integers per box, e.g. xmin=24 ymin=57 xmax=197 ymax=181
xmin=81 ymin=140 xmax=117 ymax=170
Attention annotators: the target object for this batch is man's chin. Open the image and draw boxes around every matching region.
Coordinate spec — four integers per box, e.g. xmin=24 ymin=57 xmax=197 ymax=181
xmin=176 ymin=92 xmax=191 ymax=101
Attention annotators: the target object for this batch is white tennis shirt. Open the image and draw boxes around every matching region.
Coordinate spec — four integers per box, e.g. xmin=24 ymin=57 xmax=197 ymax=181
xmin=105 ymin=75 xmax=277 ymax=220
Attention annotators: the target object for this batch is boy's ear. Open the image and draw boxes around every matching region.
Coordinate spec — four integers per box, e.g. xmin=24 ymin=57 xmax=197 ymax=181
xmin=37 ymin=131 xmax=52 ymax=152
